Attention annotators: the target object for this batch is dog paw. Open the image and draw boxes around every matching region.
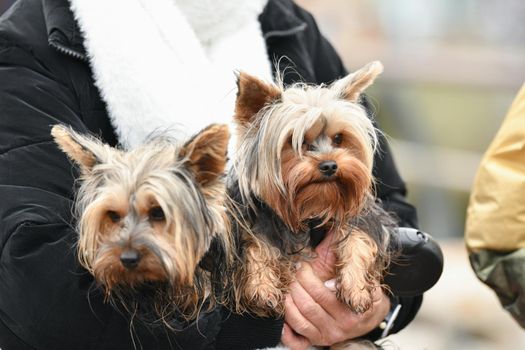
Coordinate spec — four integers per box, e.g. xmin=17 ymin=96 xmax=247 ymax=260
xmin=247 ymin=283 xmax=284 ymax=317
xmin=336 ymin=279 xmax=374 ymax=314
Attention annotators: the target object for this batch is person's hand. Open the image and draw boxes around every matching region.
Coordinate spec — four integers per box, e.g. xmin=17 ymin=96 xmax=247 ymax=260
xmin=281 ymin=230 xmax=391 ymax=349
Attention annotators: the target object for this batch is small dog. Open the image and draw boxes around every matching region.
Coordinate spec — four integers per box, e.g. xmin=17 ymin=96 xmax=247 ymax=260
xmin=51 ymin=124 xmax=232 ymax=323
xmin=229 ymin=61 xmax=396 ymax=319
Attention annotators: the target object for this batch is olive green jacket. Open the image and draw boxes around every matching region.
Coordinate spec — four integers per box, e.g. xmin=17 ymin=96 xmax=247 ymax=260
xmin=466 ymin=83 xmax=525 ymax=327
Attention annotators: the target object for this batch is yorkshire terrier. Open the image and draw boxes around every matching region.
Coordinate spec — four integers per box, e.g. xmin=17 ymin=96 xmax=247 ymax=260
xmin=228 ymin=61 xmax=396 ymax=319
xmin=51 ymin=124 xmax=232 ymax=323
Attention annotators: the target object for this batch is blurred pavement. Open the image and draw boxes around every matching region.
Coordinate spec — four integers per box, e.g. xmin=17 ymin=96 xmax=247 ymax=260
xmin=386 ymin=240 xmax=525 ymax=350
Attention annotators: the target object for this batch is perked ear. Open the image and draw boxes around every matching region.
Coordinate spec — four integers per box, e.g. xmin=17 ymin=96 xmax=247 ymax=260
xmin=234 ymin=71 xmax=281 ymax=125
xmin=51 ymin=125 xmax=105 ymax=172
xmin=333 ymin=61 xmax=384 ymax=102
xmin=180 ymin=124 xmax=230 ymax=185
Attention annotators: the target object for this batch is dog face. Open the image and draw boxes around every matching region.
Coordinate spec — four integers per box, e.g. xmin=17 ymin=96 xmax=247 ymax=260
xmin=52 ymin=124 xmax=230 ymax=296
xmin=233 ymin=61 xmax=383 ymax=231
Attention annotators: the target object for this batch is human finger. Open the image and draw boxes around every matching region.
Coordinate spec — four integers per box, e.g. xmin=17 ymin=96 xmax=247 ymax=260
xmin=281 ymin=323 xmax=312 ymax=350
xmin=283 ymin=293 xmax=322 ymax=341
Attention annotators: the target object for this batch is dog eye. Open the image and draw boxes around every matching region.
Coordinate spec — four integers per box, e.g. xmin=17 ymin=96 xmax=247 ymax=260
xmin=107 ymin=210 xmax=121 ymax=223
xmin=301 ymin=139 xmax=316 ymax=152
xmin=333 ymin=133 xmax=343 ymax=145
xmin=149 ymin=207 xmax=165 ymax=221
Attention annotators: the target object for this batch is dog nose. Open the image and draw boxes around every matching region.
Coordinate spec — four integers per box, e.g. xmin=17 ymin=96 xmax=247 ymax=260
xmin=318 ymin=160 xmax=338 ymax=176
xmin=120 ymin=249 xmax=140 ymax=269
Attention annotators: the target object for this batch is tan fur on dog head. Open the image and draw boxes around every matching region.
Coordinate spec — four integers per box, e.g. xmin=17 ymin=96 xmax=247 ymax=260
xmin=233 ymin=61 xmax=383 ymax=231
xmin=52 ymin=124 xmax=231 ymax=319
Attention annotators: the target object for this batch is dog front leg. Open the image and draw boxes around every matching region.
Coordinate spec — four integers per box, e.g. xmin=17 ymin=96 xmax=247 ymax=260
xmin=236 ymin=234 xmax=288 ymax=317
xmin=335 ymin=229 xmax=380 ymax=314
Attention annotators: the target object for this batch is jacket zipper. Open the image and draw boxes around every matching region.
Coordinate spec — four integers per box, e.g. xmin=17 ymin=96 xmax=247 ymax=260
xmin=49 ymin=41 xmax=87 ymax=61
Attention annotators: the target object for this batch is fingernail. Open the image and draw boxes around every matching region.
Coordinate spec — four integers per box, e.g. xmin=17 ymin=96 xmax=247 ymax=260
xmin=324 ymin=278 xmax=337 ymax=291
xmin=295 ymin=262 xmax=302 ymax=270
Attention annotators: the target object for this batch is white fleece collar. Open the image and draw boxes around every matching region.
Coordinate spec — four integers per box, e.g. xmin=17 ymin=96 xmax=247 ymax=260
xmin=69 ymin=0 xmax=272 ymax=149
xmin=175 ymin=0 xmax=268 ymax=48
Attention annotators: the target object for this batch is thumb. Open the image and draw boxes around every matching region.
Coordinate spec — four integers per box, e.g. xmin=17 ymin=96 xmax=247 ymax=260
xmin=310 ymin=229 xmax=338 ymax=281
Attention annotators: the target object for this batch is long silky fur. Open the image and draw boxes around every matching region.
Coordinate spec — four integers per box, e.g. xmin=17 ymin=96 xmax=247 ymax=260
xmin=342 ymin=196 xmax=400 ymax=296
xmin=227 ymin=176 xmax=310 ymax=255
xmin=53 ymin=125 xmax=233 ymax=325
xmin=228 ymin=69 xmax=398 ymax=317
xmin=233 ymin=79 xmax=378 ymax=212
xmin=227 ymin=178 xmax=398 ymax=292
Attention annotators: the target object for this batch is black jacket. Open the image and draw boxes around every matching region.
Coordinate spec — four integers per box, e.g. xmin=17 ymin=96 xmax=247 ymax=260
xmin=0 ymin=0 xmax=423 ymax=349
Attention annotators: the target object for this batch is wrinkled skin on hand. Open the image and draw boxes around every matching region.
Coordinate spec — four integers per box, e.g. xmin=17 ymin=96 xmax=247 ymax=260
xmin=281 ymin=231 xmax=390 ymax=350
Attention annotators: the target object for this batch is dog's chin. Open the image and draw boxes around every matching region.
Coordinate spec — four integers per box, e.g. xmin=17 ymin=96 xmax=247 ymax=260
xmin=93 ymin=257 xmax=170 ymax=293
xmin=101 ymin=279 xmax=194 ymax=328
xmin=101 ymin=271 xmax=169 ymax=293
xmin=293 ymin=174 xmax=371 ymax=226
xmin=295 ymin=175 xmax=337 ymax=194
xmin=290 ymin=182 xmax=346 ymax=225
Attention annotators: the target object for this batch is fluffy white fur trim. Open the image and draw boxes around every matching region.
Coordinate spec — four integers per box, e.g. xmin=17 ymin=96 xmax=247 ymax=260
xmin=69 ymin=0 xmax=272 ymax=150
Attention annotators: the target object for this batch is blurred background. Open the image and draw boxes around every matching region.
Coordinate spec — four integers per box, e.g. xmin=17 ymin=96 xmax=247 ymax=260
xmin=0 ymin=0 xmax=11 ymax=15
xmin=295 ymin=0 xmax=525 ymax=349
xmin=2 ymin=0 xmax=525 ymax=348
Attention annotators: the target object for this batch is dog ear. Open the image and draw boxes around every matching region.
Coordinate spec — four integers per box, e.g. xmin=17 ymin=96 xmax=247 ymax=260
xmin=181 ymin=124 xmax=229 ymax=185
xmin=51 ymin=125 xmax=106 ymax=172
xmin=234 ymin=72 xmax=281 ymax=125
xmin=332 ymin=61 xmax=383 ymax=102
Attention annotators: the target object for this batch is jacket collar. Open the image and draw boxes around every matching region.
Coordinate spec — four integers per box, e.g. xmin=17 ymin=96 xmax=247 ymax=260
xmin=260 ymin=0 xmax=307 ymax=40
xmin=43 ymin=0 xmax=86 ymax=60
xmin=42 ymin=0 xmax=307 ymax=61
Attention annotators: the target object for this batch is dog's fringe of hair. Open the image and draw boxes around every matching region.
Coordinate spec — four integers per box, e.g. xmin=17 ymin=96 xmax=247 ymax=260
xmin=233 ymin=77 xmax=379 ymax=211
xmin=60 ymin=131 xmax=233 ymax=324
xmin=227 ymin=68 xmax=399 ymax=316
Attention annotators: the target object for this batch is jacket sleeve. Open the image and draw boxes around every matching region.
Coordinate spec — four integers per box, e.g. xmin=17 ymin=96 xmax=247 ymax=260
xmin=300 ymin=9 xmax=425 ymax=337
xmin=0 ymin=43 xmax=222 ymax=349
xmin=465 ymin=83 xmax=525 ymax=327
xmin=0 ymin=46 xmax=105 ymax=349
